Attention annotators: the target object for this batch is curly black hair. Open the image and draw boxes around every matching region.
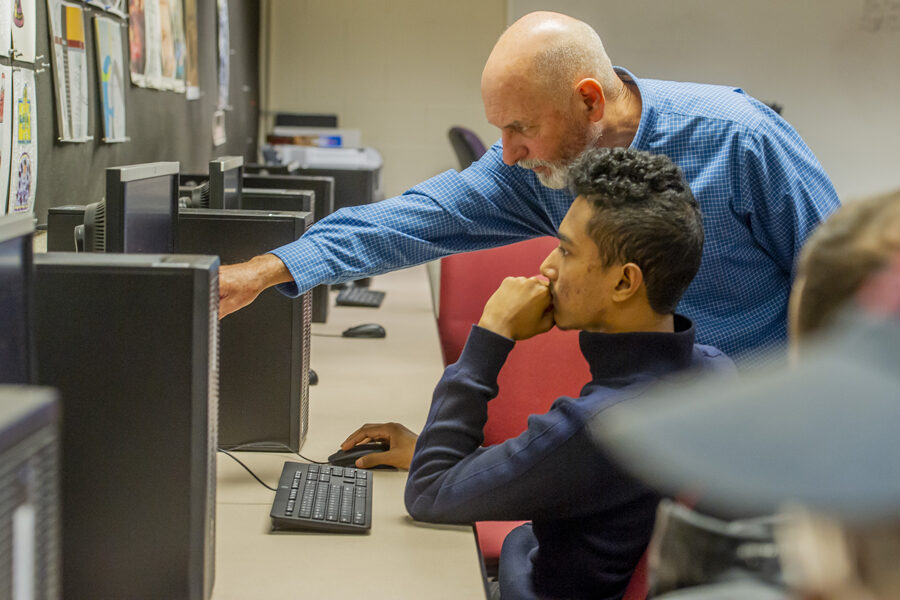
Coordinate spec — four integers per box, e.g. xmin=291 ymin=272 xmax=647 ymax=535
xmin=567 ymin=147 xmax=703 ymax=314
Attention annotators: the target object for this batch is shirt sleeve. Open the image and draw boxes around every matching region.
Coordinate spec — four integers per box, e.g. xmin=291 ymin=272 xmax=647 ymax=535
xmin=404 ymin=325 xmax=654 ymax=524
xmin=736 ymin=115 xmax=841 ymax=279
xmin=268 ymin=144 xmax=560 ymax=297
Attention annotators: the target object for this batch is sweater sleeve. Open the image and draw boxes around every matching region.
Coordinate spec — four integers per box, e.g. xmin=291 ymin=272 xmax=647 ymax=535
xmin=405 ymin=326 xmax=654 ymax=524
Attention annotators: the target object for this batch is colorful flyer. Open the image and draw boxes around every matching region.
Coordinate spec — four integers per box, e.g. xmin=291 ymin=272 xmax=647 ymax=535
xmin=8 ymin=68 xmax=37 ymax=215
xmin=94 ymin=15 xmax=126 ymax=142
xmin=47 ymin=0 xmax=89 ymax=141
xmin=11 ymin=0 xmax=36 ymax=63
xmin=0 ymin=65 xmax=12 ymax=215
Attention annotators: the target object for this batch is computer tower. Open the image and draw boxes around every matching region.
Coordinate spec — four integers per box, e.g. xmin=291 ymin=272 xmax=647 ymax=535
xmin=238 ymin=182 xmax=329 ymax=324
xmin=33 ymin=253 xmax=219 ymax=600
xmin=240 ymin=188 xmax=314 ymax=213
xmin=0 ymin=385 xmax=60 ymax=600
xmin=177 ymin=208 xmax=313 ymax=451
xmin=241 ymin=174 xmax=334 ymax=226
xmin=45 ymin=205 xmax=86 ymax=251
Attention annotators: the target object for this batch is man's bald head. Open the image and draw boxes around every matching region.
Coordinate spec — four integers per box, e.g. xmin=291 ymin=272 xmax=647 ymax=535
xmin=482 ymin=11 xmax=620 ymax=107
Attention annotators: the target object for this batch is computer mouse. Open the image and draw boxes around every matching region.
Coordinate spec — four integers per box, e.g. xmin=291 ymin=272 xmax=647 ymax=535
xmin=341 ymin=323 xmax=386 ymax=338
xmin=327 ymin=441 xmax=391 ymax=467
xmin=308 ymin=369 xmax=318 ymax=386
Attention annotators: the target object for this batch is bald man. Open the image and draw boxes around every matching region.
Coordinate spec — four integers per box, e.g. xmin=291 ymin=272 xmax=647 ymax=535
xmin=221 ymin=11 xmax=839 ymax=362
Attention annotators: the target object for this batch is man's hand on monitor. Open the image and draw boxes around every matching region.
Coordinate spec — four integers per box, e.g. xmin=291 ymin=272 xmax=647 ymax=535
xmin=478 ymin=276 xmax=554 ymax=341
xmin=339 ymin=422 xmax=418 ymax=470
xmin=218 ymin=254 xmax=292 ymax=319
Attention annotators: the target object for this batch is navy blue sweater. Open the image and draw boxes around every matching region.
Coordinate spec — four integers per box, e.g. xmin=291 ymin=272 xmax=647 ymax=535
xmin=405 ymin=317 xmax=736 ymax=599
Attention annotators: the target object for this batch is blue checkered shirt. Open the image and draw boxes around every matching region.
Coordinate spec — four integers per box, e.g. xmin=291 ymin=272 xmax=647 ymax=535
xmin=271 ymin=68 xmax=840 ymax=362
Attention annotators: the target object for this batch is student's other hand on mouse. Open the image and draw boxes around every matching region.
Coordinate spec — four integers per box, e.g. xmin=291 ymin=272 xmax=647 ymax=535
xmin=340 ymin=422 xmax=418 ymax=470
xmin=478 ymin=276 xmax=554 ymax=340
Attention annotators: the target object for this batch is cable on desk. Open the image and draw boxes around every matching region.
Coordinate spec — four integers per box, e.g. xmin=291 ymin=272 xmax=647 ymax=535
xmin=225 ymin=440 xmax=328 ymax=464
xmin=311 ymin=333 xmax=343 ymax=338
xmin=217 ymin=448 xmax=277 ymax=491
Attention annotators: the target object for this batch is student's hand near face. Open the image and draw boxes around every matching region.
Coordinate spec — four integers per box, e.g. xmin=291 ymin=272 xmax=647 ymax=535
xmin=339 ymin=422 xmax=419 ymax=470
xmin=478 ymin=276 xmax=555 ymax=340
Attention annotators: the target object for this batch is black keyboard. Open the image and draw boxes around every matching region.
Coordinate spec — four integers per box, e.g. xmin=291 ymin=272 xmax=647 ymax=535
xmin=336 ymin=286 xmax=386 ymax=308
xmin=270 ymin=462 xmax=372 ymax=533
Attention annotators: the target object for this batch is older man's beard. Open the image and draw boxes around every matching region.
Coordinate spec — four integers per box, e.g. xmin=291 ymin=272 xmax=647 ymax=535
xmin=518 ymin=125 xmax=602 ymax=189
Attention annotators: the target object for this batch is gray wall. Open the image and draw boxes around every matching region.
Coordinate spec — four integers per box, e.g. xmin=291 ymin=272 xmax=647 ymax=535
xmin=33 ymin=0 xmax=260 ymax=224
xmin=509 ymin=0 xmax=900 ymax=201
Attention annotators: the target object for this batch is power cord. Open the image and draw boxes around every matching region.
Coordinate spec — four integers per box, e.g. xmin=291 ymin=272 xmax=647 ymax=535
xmin=216 ymin=440 xmax=330 ymax=491
xmin=217 ymin=449 xmax=277 ymax=491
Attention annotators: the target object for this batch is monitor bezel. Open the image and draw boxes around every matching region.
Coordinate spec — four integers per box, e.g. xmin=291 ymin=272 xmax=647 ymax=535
xmin=208 ymin=156 xmax=244 ymax=210
xmin=105 ymin=162 xmax=180 ymax=254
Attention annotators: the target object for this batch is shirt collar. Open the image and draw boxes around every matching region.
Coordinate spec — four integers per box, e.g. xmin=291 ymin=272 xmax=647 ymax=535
xmin=614 ymin=66 xmax=656 ymax=152
xmin=579 ymin=315 xmax=696 ymax=381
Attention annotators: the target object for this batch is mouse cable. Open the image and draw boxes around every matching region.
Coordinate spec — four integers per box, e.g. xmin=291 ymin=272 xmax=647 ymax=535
xmin=311 ymin=333 xmax=343 ymax=338
xmin=225 ymin=440 xmax=329 ymax=464
xmin=217 ymin=448 xmax=277 ymax=491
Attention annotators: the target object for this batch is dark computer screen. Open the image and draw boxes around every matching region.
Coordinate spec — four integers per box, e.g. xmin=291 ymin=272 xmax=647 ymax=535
xmin=122 ymin=175 xmax=177 ymax=253
xmin=0 ymin=216 xmax=33 ymax=384
xmin=104 ymin=162 xmax=179 ymax=253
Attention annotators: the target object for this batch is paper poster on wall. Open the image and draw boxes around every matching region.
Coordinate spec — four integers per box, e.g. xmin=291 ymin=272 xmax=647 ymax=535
xmin=0 ymin=0 xmax=12 ymax=59
xmin=158 ymin=0 xmax=175 ymax=89
xmin=141 ymin=0 xmax=162 ymax=88
xmin=127 ymin=0 xmax=145 ymax=84
xmin=47 ymin=0 xmax=90 ymax=142
xmin=94 ymin=15 xmax=126 ymax=142
xmin=7 ymin=68 xmax=37 ymax=215
xmin=168 ymin=0 xmax=185 ymax=91
xmin=0 ymin=66 xmax=13 ymax=215
xmin=216 ymin=0 xmax=229 ymax=108
xmin=11 ymin=0 xmax=36 ymax=63
xmin=183 ymin=0 xmax=198 ymax=99
xmin=84 ymin=0 xmax=126 ymax=18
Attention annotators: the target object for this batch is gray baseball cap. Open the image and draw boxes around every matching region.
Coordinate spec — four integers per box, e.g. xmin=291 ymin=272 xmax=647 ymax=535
xmin=595 ymin=313 xmax=900 ymax=523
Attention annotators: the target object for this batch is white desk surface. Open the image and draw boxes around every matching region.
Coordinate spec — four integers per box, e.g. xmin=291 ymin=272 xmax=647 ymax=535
xmin=212 ymin=266 xmax=487 ymax=599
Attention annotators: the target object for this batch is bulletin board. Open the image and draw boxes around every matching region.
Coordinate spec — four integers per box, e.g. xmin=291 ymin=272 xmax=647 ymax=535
xmin=30 ymin=0 xmax=259 ymax=223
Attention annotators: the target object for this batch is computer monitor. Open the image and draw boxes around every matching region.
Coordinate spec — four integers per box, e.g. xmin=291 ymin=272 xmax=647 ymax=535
xmin=81 ymin=162 xmax=180 ymax=253
xmin=208 ymin=156 xmax=243 ymax=210
xmin=0 ymin=385 xmax=61 ymax=600
xmin=34 ymin=252 xmax=219 ymax=600
xmin=0 ymin=213 xmax=34 ymax=385
xmin=177 ymin=208 xmax=313 ymax=451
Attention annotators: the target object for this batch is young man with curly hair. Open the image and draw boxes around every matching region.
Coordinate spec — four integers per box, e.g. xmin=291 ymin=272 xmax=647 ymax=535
xmin=341 ymin=147 xmax=736 ymax=599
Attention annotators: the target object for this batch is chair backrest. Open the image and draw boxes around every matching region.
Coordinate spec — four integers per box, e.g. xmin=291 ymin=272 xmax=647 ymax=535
xmin=437 ymin=238 xmax=590 ymax=444
xmin=447 ymin=126 xmax=488 ymax=171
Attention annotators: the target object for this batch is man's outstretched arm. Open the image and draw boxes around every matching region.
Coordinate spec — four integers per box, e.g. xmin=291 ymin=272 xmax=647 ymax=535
xmin=218 ymin=254 xmax=293 ymax=319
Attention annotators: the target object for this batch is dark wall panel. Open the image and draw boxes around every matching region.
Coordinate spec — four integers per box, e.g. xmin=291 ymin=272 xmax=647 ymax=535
xmin=32 ymin=0 xmax=259 ymax=223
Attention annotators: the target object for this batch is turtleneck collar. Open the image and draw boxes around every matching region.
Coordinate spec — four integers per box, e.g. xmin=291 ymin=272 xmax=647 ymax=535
xmin=579 ymin=315 xmax=696 ymax=383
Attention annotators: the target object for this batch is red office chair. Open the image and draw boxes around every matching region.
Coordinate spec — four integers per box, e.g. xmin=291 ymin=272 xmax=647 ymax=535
xmin=437 ymin=238 xmax=648 ymax=597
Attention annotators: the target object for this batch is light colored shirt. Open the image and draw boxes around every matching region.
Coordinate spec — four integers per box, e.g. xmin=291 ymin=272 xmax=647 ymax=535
xmin=270 ymin=68 xmax=840 ymax=361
